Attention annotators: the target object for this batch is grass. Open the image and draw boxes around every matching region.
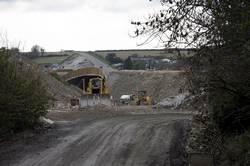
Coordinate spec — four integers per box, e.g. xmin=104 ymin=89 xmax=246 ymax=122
xmin=33 ymin=56 xmax=69 ymax=64
xmin=95 ymin=49 xmax=194 ymax=60
xmin=88 ymin=52 xmax=113 ymax=67
xmin=49 ymin=72 xmax=70 ymax=86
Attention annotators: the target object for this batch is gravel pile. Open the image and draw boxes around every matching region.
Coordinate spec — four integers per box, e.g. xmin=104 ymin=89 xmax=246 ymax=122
xmin=15 ymin=55 xmax=82 ymax=104
xmin=110 ymin=70 xmax=188 ymax=102
xmin=155 ymin=92 xmax=190 ymax=109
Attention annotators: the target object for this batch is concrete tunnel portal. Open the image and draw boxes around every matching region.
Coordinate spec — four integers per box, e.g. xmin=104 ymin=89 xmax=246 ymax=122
xmin=67 ymin=75 xmax=103 ymax=94
xmin=63 ymin=67 xmax=110 ymax=95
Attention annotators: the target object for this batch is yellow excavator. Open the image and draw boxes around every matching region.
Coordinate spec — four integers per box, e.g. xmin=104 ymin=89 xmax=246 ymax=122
xmin=85 ymin=77 xmax=109 ymax=95
xmin=133 ymin=90 xmax=153 ymax=105
xmin=64 ymin=67 xmax=110 ymax=107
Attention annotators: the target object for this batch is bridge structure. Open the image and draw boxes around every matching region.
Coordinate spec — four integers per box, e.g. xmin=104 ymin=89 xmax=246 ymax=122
xmin=63 ymin=67 xmax=110 ymax=95
xmin=62 ymin=67 xmax=111 ymax=108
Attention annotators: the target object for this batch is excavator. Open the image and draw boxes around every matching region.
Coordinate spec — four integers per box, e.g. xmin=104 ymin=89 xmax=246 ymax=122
xmin=120 ymin=90 xmax=153 ymax=105
xmin=85 ymin=77 xmax=109 ymax=95
xmin=133 ymin=90 xmax=153 ymax=105
xmin=64 ymin=67 xmax=110 ymax=107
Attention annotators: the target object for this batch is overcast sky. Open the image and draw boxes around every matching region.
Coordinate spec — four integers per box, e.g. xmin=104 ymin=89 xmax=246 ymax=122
xmin=0 ymin=0 xmax=163 ymax=51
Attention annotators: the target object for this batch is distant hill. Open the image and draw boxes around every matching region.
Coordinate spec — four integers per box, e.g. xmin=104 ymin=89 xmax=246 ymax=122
xmin=30 ymin=49 xmax=195 ymax=65
xmin=94 ymin=49 xmax=195 ymax=60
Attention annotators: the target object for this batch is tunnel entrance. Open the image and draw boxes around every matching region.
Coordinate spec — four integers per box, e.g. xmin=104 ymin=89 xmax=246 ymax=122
xmin=67 ymin=75 xmax=104 ymax=95
xmin=92 ymin=89 xmax=100 ymax=94
xmin=63 ymin=67 xmax=109 ymax=95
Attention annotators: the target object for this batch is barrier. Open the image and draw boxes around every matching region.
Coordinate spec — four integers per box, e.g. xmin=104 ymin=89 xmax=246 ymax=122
xmin=80 ymin=94 xmax=111 ymax=108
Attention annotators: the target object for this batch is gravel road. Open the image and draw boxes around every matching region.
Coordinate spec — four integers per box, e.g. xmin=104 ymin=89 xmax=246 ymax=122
xmin=1 ymin=110 xmax=192 ymax=166
xmin=61 ymin=51 xmax=114 ymax=82
xmin=77 ymin=52 xmax=114 ymax=76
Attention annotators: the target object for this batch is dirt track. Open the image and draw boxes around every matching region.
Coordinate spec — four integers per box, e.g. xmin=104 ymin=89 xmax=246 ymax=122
xmin=0 ymin=109 xmax=192 ymax=166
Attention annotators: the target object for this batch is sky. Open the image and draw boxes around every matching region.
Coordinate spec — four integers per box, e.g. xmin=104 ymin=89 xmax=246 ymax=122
xmin=0 ymin=0 xmax=163 ymax=51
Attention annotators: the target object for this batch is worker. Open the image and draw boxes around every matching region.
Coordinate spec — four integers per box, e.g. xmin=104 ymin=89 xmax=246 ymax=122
xmin=110 ymin=95 xmax=113 ymax=106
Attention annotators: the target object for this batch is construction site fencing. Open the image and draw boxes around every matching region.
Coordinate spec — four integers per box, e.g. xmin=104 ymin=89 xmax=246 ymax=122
xmin=79 ymin=94 xmax=112 ymax=108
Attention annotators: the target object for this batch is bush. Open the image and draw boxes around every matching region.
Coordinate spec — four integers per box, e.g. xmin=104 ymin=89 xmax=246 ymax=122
xmin=105 ymin=53 xmax=123 ymax=64
xmin=123 ymin=57 xmax=133 ymax=69
xmin=221 ymin=131 xmax=250 ymax=166
xmin=0 ymin=48 xmax=50 ymax=134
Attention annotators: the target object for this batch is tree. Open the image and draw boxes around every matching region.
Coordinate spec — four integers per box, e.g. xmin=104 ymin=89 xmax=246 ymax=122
xmin=31 ymin=45 xmax=45 ymax=57
xmin=105 ymin=53 xmax=123 ymax=64
xmin=123 ymin=57 xmax=133 ymax=69
xmin=132 ymin=0 xmax=250 ymax=49
xmin=132 ymin=0 xmax=250 ymax=164
xmin=0 ymin=48 xmax=50 ymax=134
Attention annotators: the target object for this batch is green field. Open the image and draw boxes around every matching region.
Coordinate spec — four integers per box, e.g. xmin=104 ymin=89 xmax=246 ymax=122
xmin=33 ymin=56 xmax=69 ymax=64
xmin=32 ymin=49 xmax=194 ymax=65
xmin=94 ymin=49 xmax=194 ymax=60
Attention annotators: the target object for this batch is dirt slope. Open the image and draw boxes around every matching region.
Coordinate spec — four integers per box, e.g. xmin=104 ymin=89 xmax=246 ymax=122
xmin=40 ymin=72 xmax=81 ymax=102
xmin=16 ymin=55 xmax=81 ymax=103
xmin=110 ymin=70 xmax=188 ymax=102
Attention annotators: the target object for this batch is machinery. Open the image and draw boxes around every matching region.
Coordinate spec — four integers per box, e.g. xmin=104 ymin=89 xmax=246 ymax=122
xmin=64 ymin=67 xmax=111 ymax=107
xmin=85 ymin=77 xmax=109 ymax=95
xmin=64 ymin=67 xmax=110 ymax=95
xmin=134 ymin=90 xmax=153 ymax=105
xmin=119 ymin=91 xmax=153 ymax=105
xmin=120 ymin=95 xmax=132 ymax=104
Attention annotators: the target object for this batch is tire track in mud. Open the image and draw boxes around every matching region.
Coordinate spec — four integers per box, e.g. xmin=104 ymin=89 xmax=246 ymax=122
xmin=16 ymin=114 xmax=192 ymax=166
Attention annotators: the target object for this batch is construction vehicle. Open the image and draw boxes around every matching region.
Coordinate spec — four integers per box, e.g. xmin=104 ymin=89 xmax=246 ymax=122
xmin=64 ymin=67 xmax=110 ymax=107
xmin=120 ymin=95 xmax=133 ymax=105
xmin=64 ymin=67 xmax=109 ymax=95
xmin=133 ymin=90 xmax=153 ymax=105
xmin=119 ymin=91 xmax=153 ymax=105
xmin=85 ymin=77 xmax=109 ymax=95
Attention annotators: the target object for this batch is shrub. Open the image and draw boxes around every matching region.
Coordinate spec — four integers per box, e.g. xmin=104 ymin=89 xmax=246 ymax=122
xmin=0 ymin=48 xmax=50 ymax=134
xmin=221 ymin=131 xmax=250 ymax=166
xmin=105 ymin=53 xmax=123 ymax=64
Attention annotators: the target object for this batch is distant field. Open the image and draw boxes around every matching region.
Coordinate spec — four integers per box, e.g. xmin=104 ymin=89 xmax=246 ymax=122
xmin=32 ymin=49 xmax=194 ymax=64
xmin=33 ymin=56 xmax=69 ymax=64
xmin=94 ymin=49 xmax=194 ymax=60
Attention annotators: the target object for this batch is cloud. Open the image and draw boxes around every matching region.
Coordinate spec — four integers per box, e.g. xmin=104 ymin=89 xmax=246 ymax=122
xmin=84 ymin=0 xmax=160 ymax=13
xmin=0 ymin=0 xmax=15 ymax=1
xmin=0 ymin=0 xmax=163 ymax=51
xmin=0 ymin=0 xmax=83 ymax=12
xmin=0 ymin=0 xmax=18 ymax=10
xmin=26 ymin=0 xmax=82 ymax=12
xmin=0 ymin=0 xmax=161 ymax=13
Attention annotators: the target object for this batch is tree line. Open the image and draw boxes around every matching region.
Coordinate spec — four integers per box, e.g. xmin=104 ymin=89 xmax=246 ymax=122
xmin=0 ymin=48 xmax=50 ymax=135
xmin=133 ymin=0 xmax=250 ymax=165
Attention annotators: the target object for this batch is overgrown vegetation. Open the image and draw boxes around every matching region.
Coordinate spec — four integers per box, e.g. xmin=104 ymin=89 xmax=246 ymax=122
xmin=32 ymin=55 xmax=69 ymax=64
xmin=49 ymin=72 xmax=63 ymax=81
xmin=0 ymin=48 xmax=50 ymax=135
xmin=49 ymin=72 xmax=70 ymax=86
xmin=123 ymin=56 xmax=132 ymax=69
xmin=105 ymin=53 xmax=123 ymax=64
xmin=133 ymin=0 xmax=250 ymax=165
xmin=88 ymin=52 xmax=112 ymax=67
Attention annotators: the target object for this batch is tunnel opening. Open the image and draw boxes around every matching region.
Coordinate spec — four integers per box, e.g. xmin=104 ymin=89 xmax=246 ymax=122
xmin=92 ymin=89 xmax=101 ymax=94
xmin=67 ymin=75 xmax=104 ymax=95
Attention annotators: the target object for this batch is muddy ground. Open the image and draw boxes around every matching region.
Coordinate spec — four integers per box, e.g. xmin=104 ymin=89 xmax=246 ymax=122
xmin=0 ymin=107 xmax=192 ymax=166
xmin=0 ymin=52 xmax=194 ymax=166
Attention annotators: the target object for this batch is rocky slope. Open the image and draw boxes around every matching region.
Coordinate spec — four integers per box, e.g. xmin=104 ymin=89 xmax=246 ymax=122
xmin=109 ymin=70 xmax=188 ymax=102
